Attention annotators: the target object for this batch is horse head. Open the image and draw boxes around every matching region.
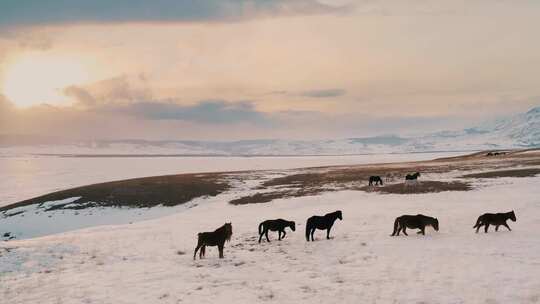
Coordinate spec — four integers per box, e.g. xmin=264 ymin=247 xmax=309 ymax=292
xmin=433 ymin=218 xmax=439 ymax=231
xmin=509 ymin=211 xmax=517 ymax=222
xmin=290 ymin=221 xmax=296 ymax=231
xmin=336 ymin=210 xmax=343 ymax=220
xmin=224 ymin=222 xmax=233 ymax=241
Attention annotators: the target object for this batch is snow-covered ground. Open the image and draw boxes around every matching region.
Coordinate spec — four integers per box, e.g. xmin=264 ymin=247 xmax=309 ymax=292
xmin=0 ymin=151 xmax=466 ymax=207
xmin=1 ymin=172 xmax=539 ymax=303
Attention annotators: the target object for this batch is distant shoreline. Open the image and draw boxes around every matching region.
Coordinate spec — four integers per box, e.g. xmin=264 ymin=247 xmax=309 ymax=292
xmin=28 ymin=149 xmax=482 ymax=158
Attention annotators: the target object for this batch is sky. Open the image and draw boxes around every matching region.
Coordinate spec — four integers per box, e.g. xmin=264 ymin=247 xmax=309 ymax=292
xmin=1 ymin=0 xmax=540 ymax=141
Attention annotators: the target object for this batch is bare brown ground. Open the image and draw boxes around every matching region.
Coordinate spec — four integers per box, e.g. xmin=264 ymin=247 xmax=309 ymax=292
xmin=461 ymin=168 xmax=540 ymax=179
xmin=357 ymin=181 xmax=472 ymax=194
xmin=0 ymin=173 xmax=229 ymax=214
xmin=230 ymin=149 xmax=540 ymax=204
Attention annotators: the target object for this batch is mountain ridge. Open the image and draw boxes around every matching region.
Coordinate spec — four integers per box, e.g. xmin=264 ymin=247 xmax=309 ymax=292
xmin=1 ymin=106 xmax=539 ymax=155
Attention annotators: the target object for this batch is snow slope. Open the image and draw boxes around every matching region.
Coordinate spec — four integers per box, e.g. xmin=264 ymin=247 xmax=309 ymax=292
xmin=409 ymin=106 xmax=540 ymax=151
xmin=2 ymin=173 xmax=540 ymax=303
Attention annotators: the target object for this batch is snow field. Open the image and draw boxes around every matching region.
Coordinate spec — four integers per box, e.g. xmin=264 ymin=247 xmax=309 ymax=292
xmin=2 ymin=175 xmax=540 ymax=303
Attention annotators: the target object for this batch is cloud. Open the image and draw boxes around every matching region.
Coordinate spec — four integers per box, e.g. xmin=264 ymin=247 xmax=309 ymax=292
xmin=60 ymin=75 xmax=268 ymax=124
xmin=299 ymin=88 xmax=346 ymax=98
xmin=0 ymin=0 xmax=345 ymax=30
xmin=64 ymin=75 xmax=152 ymax=107
xmin=0 ymin=95 xmax=16 ymax=132
xmin=64 ymin=86 xmax=97 ymax=107
xmin=103 ymin=100 xmax=269 ymax=124
xmin=267 ymin=88 xmax=347 ymax=98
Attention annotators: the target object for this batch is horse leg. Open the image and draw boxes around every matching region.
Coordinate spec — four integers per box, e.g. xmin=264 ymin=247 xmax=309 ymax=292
xmin=503 ymin=223 xmax=512 ymax=231
xmin=326 ymin=227 xmax=332 ymax=239
xmin=402 ymin=227 xmax=408 ymax=236
xmin=265 ymin=230 xmax=270 ymax=242
xmin=218 ymin=244 xmax=224 ymax=258
xmin=193 ymin=244 xmax=202 ymax=260
xmin=484 ymin=224 xmax=489 ymax=233
xmin=200 ymin=246 xmax=205 ymax=259
xmin=495 ymin=225 xmax=499 ymax=232
xmin=259 ymin=231 xmax=264 ymax=243
xmin=310 ymin=229 xmax=315 ymax=241
xmin=281 ymin=230 xmax=286 ymax=240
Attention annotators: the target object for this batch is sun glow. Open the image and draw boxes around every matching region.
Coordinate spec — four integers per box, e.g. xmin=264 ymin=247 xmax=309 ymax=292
xmin=1 ymin=53 xmax=91 ymax=107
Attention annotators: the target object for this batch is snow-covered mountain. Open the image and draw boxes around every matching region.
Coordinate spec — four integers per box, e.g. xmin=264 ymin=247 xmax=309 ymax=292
xmin=1 ymin=106 xmax=539 ymax=156
xmin=408 ymin=106 xmax=540 ymax=151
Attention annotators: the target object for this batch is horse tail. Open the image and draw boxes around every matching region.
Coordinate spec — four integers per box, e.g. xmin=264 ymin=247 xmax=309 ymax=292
xmin=305 ymin=219 xmax=311 ymax=241
xmin=194 ymin=233 xmax=201 ymax=260
xmin=473 ymin=217 xmax=482 ymax=228
xmin=258 ymin=222 xmax=264 ymax=235
xmin=391 ymin=217 xmax=400 ymax=236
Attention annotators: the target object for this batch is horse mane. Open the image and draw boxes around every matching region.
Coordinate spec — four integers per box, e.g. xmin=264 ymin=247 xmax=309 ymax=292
xmin=326 ymin=210 xmax=342 ymax=218
xmin=224 ymin=223 xmax=233 ymax=242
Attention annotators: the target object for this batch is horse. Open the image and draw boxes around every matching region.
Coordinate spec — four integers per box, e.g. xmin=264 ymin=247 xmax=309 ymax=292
xmin=487 ymin=151 xmax=507 ymax=156
xmin=193 ymin=223 xmax=232 ymax=260
xmin=369 ymin=176 xmax=383 ymax=186
xmin=305 ymin=210 xmax=343 ymax=242
xmin=473 ymin=211 xmax=516 ymax=233
xmin=405 ymin=172 xmax=421 ymax=181
xmin=391 ymin=214 xmax=439 ymax=236
xmin=258 ymin=219 xmax=295 ymax=243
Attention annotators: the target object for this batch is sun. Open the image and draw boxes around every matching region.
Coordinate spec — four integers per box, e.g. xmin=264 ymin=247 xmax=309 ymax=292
xmin=1 ymin=52 xmax=91 ymax=108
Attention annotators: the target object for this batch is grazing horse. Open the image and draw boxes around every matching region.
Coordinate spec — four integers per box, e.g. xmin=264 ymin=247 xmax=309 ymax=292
xmin=487 ymin=151 xmax=507 ymax=156
xmin=405 ymin=172 xmax=421 ymax=181
xmin=258 ymin=219 xmax=295 ymax=243
xmin=473 ymin=211 xmax=516 ymax=233
xmin=369 ymin=176 xmax=383 ymax=186
xmin=391 ymin=214 xmax=439 ymax=236
xmin=193 ymin=223 xmax=232 ymax=260
xmin=305 ymin=210 xmax=343 ymax=242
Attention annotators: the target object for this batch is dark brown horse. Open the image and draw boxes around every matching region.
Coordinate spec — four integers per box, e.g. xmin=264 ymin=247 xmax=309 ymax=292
xmin=391 ymin=214 xmax=439 ymax=236
xmin=473 ymin=211 xmax=516 ymax=233
xmin=369 ymin=176 xmax=383 ymax=186
xmin=405 ymin=172 xmax=421 ymax=181
xmin=258 ymin=219 xmax=295 ymax=243
xmin=305 ymin=210 xmax=343 ymax=241
xmin=193 ymin=223 xmax=232 ymax=260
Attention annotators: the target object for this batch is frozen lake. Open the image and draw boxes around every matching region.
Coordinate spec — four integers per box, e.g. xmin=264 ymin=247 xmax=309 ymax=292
xmin=0 ymin=151 xmax=467 ymax=207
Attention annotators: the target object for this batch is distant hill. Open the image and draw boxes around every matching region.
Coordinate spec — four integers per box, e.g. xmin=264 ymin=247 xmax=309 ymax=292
xmin=1 ymin=106 xmax=539 ymax=156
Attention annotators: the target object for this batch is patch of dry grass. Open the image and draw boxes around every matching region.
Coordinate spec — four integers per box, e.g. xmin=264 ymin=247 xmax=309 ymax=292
xmin=358 ymin=181 xmax=472 ymax=194
xmin=461 ymin=168 xmax=540 ymax=179
xmin=0 ymin=173 xmax=229 ymax=214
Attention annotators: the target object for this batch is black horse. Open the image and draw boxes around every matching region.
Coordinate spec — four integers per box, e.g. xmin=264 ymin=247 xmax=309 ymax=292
xmin=305 ymin=210 xmax=343 ymax=241
xmin=369 ymin=176 xmax=383 ymax=186
xmin=258 ymin=219 xmax=295 ymax=243
xmin=473 ymin=211 xmax=516 ymax=233
xmin=193 ymin=223 xmax=233 ymax=260
xmin=487 ymin=151 xmax=507 ymax=157
xmin=391 ymin=214 xmax=439 ymax=236
xmin=405 ymin=172 xmax=421 ymax=181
